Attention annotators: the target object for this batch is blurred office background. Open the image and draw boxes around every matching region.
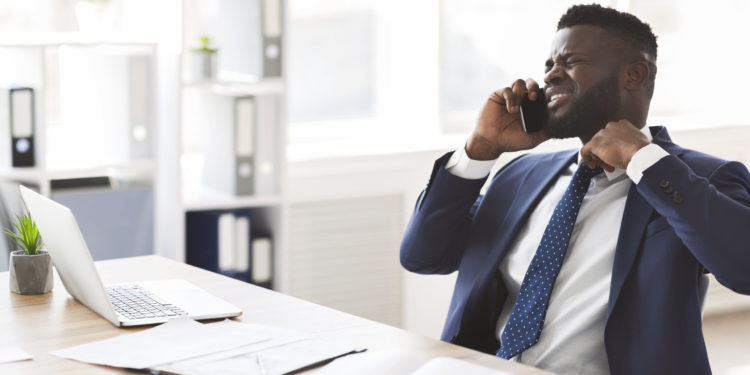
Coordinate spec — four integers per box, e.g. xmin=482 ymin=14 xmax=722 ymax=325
xmin=0 ymin=1 xmax=749 ymax=373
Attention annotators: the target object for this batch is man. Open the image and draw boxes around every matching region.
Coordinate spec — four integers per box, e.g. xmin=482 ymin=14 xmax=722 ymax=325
xmin=400 ymin=4 xmax=750 ymax=375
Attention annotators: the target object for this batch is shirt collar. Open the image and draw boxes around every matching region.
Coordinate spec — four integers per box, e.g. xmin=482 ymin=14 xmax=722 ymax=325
xmin=577 ymin=125 xmax=653 ymax=181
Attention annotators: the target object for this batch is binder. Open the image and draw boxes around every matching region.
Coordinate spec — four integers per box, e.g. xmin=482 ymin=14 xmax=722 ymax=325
xmin=185 ymin=209 xmax=253 ymax=282
xmin=127 ymin=55 xmax=153 ymax=159
xmin=251 ymin=235 xmax=273 ymax=288
xmin=234 ymin=212 xmax=251 ymax=275
xmin=217 ymin=212 xmax=236 ymax=273
xmin=202 ymin=96 xmax=255 ymax=196
xmin=9 ymin=87 xmax=35 ymax=167
xmin=254 ymin=95 xmax=280 ymax=195
xmin=186 ymin=210 xmax=224 ymax=273
xmin=261 ymin=0 xmax=283 ymax=78
xmin=234 ymin=97 xmax=255 ymax=195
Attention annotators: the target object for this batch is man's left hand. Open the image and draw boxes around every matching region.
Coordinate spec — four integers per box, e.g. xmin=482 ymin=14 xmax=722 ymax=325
xmin=581 ymin=120 xmax=650 ymax=172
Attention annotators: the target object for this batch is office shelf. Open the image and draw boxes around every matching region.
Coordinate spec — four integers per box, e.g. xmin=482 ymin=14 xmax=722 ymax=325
xmin=0 ymin=161 xmax=155 ymax=182
xmin=182 ymin=78 xmax=285 ymax=96
xmin=182 ymin=187 xmax=283 ymax=211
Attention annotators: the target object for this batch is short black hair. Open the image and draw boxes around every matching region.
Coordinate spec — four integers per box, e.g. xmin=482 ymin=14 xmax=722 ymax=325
xmin=557 ymin=4 xmax=658 ymax=61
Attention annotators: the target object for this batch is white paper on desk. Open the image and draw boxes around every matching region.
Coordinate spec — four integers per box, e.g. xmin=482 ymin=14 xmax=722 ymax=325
xmin=311 ymin=349 xmax=512 ymax=375
xmin=309 ymin=348 xmax=429 ymax=375
xmin=50 ymin=317 xmax=269 ymax=369
xmin=411 ymin=357 xmax=512 ymax=375
xmin=161 ymin=324 xmax=362 ymax=375
xmin=0 ymin=345 xmax=33 ymax=363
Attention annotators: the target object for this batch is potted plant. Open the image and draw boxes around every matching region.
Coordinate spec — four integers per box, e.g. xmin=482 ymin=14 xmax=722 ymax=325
xmin=190 ymin=36 xmax=218 ymax=81
xmin=4 ymin=212 xmax=52 ymax=295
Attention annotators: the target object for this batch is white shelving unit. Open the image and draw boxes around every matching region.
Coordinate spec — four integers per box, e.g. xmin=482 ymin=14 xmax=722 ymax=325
xmin=176 ymin=0 xmax=288 ymax=290
xmin=0 ymin=1 xmax=288 ymax=290
xmin=0 ymin=40 xmax=158 ymax=261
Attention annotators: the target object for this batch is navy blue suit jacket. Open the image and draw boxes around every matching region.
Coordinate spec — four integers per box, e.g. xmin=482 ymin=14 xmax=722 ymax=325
xmin=400 ymin=127 xmax=750 ymax=375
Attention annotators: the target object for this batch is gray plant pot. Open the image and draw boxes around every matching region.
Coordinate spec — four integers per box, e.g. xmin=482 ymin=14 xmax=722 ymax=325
xmin=190 ymin=51 xmax=217 ymax=81
xmin=9 ymin=250 xmax=53 ymax=295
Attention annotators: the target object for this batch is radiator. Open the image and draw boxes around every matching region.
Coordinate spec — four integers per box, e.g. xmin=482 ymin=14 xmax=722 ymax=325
xmin=288 ymin=195 xmax=403 ymax=326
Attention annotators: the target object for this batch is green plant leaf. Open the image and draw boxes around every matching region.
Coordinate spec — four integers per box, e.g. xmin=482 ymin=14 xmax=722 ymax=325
xmin=3 ymin=212 xmax=43 ymax=255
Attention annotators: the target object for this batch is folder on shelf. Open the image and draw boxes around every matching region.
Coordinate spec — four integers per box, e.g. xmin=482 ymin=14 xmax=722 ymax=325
xmin=254 ymin=95 xmax=280 ymax=196
xmin=234 ymin=97 xmax=255 ymax=195
xmin=186 ymin=209 xmax=254 ymax=283
xmin=8 ymin=87 xmax=36 ymax=167
xmin=186 ymin=210 xmax=224 ymax=273
xmin=217 ymin=212 xmax=236 ymax=273
xmin=127 ymin=55 xmax=153 ymax=160
xmin=202 ymin=94 xmax=279 ymax=197
xmin=202 ymin=96 xmax=255 ymax=196
xmin=262 ymin=0 xmax=283 ymax=78
xmin=251 ymin=235 xmax=274 ymax=289
xmin=235 ymin=213 xmax=251 ymax=275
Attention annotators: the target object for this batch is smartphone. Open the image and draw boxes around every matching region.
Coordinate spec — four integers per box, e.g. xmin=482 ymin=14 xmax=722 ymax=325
xmin=520 ymin=89 xmax=547 ymax=133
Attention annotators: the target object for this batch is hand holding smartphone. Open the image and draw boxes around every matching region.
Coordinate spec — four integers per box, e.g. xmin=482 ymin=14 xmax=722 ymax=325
xmin=520 ymin=89 xmax=547 ymax=133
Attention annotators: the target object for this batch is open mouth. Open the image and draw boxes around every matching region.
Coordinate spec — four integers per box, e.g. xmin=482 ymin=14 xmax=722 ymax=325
xmin=546 ymin=87 xmax=573 ymax=110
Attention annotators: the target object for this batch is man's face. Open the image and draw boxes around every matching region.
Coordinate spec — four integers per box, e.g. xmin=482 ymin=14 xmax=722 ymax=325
xmin=543 ymin=25 xmax=624 ymax=140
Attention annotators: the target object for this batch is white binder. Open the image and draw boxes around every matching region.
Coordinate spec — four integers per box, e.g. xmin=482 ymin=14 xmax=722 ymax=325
xmin=262 ymin=0 xmax=283 ymax=78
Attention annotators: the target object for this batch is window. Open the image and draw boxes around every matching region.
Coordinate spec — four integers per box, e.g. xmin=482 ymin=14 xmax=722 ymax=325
xmin=287 ymin=0 xmax=442 ymax=159
xmin=627 ymin=0 xmax=750 ymax=129
xmin=288 ymin=1 xmax=376 ymax=123
xmin=288 ymin=0 xmax=750 ymax=159
xmin=440 ymin=0 xmax=750 ymax=133
xmin=440 ymin=0 xmax=601 ymax=132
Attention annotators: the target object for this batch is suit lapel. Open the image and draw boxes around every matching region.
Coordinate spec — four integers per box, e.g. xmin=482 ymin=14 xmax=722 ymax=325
xmin=606 ymin=126 xmax=682 ymax=320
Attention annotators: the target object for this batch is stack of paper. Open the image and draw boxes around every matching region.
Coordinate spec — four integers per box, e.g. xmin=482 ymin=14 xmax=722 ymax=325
xmin=52 ymin=317 xmax=362 ymax=375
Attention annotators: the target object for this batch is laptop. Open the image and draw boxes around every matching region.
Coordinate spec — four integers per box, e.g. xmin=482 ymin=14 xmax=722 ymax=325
xmin=19 ymin=185 xmax=243 ymax=327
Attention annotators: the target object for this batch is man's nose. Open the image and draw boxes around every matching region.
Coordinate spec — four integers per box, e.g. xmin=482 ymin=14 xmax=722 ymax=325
xmin=544 ymin=64 xmax=564 ymax=85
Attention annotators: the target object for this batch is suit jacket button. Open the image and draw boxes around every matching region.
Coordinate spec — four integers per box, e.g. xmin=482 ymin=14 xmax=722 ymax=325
xmin=659 ymin=179 xmax=670 ymax=188
xmin=672 ymin=191 xmax=684 ymax=204
xmin=664 ymin=185 xmax=675 ymax=194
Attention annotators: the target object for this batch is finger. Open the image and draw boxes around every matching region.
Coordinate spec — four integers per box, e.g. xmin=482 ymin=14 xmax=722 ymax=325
xmin=501 ymin=87 xmax=520 ymax=113
xmin=511 ymin=79 xmax=528 ymax=110
xmin=488 ymin=90 xmax=506 ymax=106
xmin=525 ymin=78 xmax=540 ymax=101
xmin=580 ymin=144 xmax=597 ymax=169
xmin=589 ymin=152 xmax=615 ymax=172
xmin=581 ymin=152 xmax=597 ymax=169
xmin=600 ymin=161 xmax=615 ymax=173
xmin=511 ymin=78 xmax=527 ymax=97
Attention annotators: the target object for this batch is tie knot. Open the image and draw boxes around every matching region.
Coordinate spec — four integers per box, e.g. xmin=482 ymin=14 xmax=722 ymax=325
xmin=576 ymin=163 xmax=603 ymax=180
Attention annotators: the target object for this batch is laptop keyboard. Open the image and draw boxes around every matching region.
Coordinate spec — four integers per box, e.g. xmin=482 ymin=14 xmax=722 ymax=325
xmin=106 ymin=284 xmax=187 ymax=320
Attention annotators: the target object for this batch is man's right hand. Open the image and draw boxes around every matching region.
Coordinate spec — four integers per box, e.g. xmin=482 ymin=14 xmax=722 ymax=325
xmin=465 ymin=79 xmax=548 ymax=160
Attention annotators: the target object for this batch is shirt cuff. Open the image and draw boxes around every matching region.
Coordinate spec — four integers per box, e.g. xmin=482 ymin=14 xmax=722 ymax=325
xmin=626 ymin=143 xmax=670 ymax=184
xmin=445 ymin=145 xmax=497 ymax=180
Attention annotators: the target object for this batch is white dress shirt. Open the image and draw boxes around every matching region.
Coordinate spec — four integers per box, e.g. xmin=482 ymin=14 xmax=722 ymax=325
xmin=445 ymin=127 xmax=668 ymax=375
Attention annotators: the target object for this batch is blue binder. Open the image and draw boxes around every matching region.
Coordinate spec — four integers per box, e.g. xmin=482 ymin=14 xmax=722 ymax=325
xmin=185 ymin=208 xmax=253 ymax=282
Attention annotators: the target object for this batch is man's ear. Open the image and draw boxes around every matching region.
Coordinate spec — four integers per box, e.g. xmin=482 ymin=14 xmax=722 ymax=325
xmin=624 ymin=61 xmax=650 ymax=91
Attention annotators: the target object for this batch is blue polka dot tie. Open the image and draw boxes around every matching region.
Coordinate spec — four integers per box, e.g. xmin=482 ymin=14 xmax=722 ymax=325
xmin=496 ymin=163 xmax=603 ymax=359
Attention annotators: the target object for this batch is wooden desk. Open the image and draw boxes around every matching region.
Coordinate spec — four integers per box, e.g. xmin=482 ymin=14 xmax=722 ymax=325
xmin=0 ymin=255 xmax=552 ymax=374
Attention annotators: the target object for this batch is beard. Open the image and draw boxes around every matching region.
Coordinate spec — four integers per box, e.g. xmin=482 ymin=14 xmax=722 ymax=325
xmin=544 ymin=73 xmax=621 ymax=139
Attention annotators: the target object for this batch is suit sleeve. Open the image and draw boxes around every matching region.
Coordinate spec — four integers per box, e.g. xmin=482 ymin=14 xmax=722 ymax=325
xmin=637 ymin=155 xmax=750 ymax=294
xmin=399 ymin=152 xmax=488 ymax=275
